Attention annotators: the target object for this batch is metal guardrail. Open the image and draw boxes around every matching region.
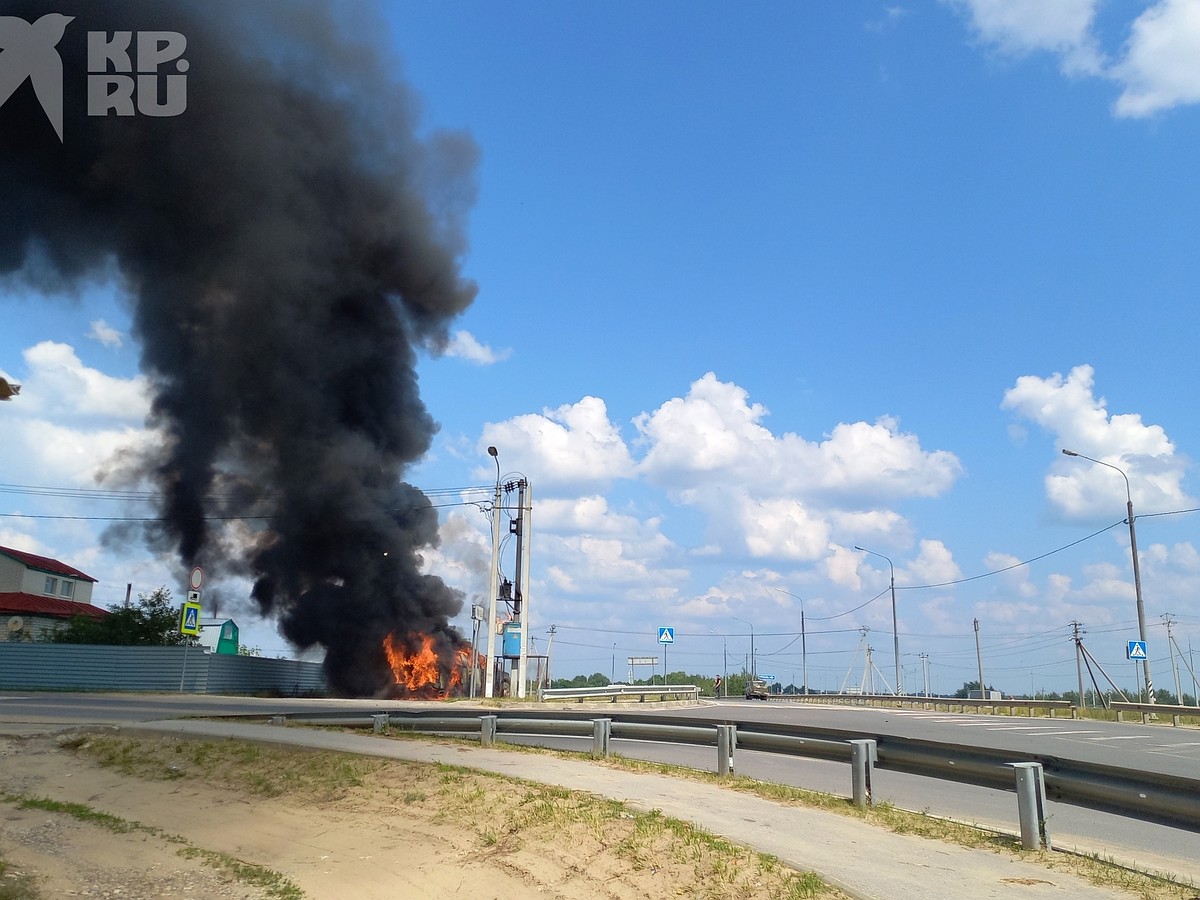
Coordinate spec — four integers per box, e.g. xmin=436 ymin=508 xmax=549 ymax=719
xmin=256 ymin=706 xmax=1200 ymax=832
xmin=778 ymin=692 xmax=1075 ymax=717
xmin=1111 ymin=701 xmax=1200 ymax=725
xmin=539 ymin=684 xmax=700 ymax=703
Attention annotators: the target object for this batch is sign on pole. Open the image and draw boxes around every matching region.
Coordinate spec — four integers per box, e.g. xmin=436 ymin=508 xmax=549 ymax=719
xmin=180 ymin=600 xmax=201 ymax=636
xmin=657 ymin=626 xmax=674 ymax=644
xmin=1126 ymin=640 xmax=1148 ymax=660
xmin=189 ymin=566 xmax=204 ymax=590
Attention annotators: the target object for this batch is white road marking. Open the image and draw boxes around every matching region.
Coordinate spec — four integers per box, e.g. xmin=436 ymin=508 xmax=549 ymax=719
xmin=1085 ymin=735 xmax=1153 ymax=741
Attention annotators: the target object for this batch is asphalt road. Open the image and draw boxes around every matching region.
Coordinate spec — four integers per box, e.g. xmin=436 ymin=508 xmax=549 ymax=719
xmin=687 ymin=699 xmax=1200 ymax=781
xmin=1 ymin=692 xmax=1196 ymax=882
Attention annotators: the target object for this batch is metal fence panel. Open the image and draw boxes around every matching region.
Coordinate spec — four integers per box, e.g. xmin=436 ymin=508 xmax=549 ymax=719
xmin=206 ymin=653 xmax=326 ymax=695
xmin=0 ymin=643 xmax=324 ymax=695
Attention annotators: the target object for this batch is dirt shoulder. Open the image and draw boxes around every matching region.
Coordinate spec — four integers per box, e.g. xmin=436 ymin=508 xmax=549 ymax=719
xmin=0 ymin=731 xmax=833 ymax=900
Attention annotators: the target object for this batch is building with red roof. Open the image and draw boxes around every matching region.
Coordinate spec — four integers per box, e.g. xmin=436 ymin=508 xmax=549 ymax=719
xmin=0 ymin=545 xmax=105 ymax=642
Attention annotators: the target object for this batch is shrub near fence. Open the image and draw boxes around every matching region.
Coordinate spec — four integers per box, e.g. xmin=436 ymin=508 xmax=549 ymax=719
xmin=0 ymin=643 xmax=325 ymax=695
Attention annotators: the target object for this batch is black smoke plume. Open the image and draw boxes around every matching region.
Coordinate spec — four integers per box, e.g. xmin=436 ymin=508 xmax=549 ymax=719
xmin=0 ymin=0 xmax=477 ymax=695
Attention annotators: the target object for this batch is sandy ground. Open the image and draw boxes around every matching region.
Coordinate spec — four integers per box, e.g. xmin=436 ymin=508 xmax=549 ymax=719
xmin=0 ymin=731 xmax=826 ymax=900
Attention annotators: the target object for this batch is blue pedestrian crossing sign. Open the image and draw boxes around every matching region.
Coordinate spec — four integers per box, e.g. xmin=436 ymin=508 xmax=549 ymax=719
xmin=657 ymin=626 xmax=675 ymax=644
xmin=1126 ymin=640 xmax=1148 ymax=660
xmin=180 ymin=601 xmax=202 ymax=636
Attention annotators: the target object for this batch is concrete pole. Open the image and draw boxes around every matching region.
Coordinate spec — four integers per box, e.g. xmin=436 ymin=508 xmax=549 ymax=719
xmin=514 ymin=480 xmax=532 ymax=699
xmin=1072 ymin=621 xmax=1086 ymax=708
xmin=974 ymin=618 xmax=985 ymax=697
xmin=484 ymin=449 xmax=502 ymax=699
xmin=1165 ymin=615 xmax=1182 ymax=704
xmin=854 ymin=546 xmax=900 ymax=695
xmin=801 ymin=606 xmax=808 ymax=695
xmin=1061 ymin=451 xmax=1153 ymax=704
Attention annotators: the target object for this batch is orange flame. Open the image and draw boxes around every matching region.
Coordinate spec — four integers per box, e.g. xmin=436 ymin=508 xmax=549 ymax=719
xmin=384 ymin=633 xmax=440 ymax=693
xmin=382 ymin=632 xmax=484 ymax=699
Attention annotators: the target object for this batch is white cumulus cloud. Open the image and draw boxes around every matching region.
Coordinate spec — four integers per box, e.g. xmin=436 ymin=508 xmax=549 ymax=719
xmin=87 ymin=319 xmax=124 ymax=348
xmin=443 ymin=329 xmax=512 ymax=365
xmin=19 ymin=341 xmax=150 ymax=420
xmin=635 ymin=373 xmax=962 ymax=500
xmin=1112 ymin=0 xmax=1200 ymax=117
xmin=1002 ymin=365 xmax=1191 ymax=518
xmin=945 ymin=0 xmax=1103 ymax=74
xmin=947 ymin=0 xmax=1200 ymax=117
xmin=482 ymin=396 xmax=636 ymax=487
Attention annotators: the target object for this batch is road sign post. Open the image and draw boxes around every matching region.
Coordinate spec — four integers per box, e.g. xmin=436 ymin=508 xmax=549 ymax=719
xmin=658 ymin=627 xmax=674 ymax=684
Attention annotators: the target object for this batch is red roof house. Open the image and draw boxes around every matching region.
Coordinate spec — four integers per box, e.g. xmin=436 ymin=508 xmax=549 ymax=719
xmin=0 ymin=545 xmax=105 ymax=641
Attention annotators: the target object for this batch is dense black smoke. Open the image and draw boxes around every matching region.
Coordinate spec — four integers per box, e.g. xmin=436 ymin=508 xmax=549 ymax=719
xmin=0 ymin=0 xmax=477 ymax=695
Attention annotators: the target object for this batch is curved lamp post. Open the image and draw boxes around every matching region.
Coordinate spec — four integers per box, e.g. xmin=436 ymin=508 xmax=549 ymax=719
xmin=1062 ymin=449 xmax=1153 ymax=703
xmin=773 ymin=588 xmax=807 ymax=694
xmin=854 ymin=545 xmax=900 ymax=695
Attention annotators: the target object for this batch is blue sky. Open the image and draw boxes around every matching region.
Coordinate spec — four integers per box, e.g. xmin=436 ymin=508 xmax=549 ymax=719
xmin=3 ymin=1 xmax=1200 ymax=697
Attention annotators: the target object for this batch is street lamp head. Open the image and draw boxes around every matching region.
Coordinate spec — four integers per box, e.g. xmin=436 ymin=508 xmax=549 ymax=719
xmin=487 ymin=446 xmax=498 ymax=458
xmin=853 ymin=545 xmax=864 ymax=552
xmin=1061 ymin=448 xmax=1079 ymax=457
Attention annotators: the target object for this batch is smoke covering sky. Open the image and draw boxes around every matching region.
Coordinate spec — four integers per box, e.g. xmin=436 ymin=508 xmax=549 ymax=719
xmin=3 ymin=1 xmax=1200 ymax=697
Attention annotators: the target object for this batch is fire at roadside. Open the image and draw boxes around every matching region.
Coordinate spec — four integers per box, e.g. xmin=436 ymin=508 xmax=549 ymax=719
xmin=382 ymin=632 xmax=487 ymax=700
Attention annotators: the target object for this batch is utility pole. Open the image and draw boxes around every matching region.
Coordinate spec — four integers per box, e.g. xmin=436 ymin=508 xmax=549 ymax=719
xmin=974 ymin=618 xmax=986 ymax=698
xmin=854 ymin=547 xmax=900 ymax=695
xmin=919 ymin=652 xmax=930 ymax=697
xmin=484 ymin=447 xmax=502 ymax=699
xmin=1071 ymin=621 xmax=1086 ymax=708
xmin=469 ymin=601 xmax=484 ymax=699
xmin=512 ymin=479 xmax=532 ymax=699
xmin=1192 ymin=638 xmax=1198 ymax=707
xmin=1163 ymin=614 xmax=1181 ymax=705
xmin=1061 ymin=450 xmax=1153 ymax=704
xmin=801 ymin=603 xmax=807 ymax=694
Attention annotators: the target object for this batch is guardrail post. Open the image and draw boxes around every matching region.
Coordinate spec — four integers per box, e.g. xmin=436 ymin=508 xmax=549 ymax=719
xmin=592 ymin=718 xmax=612 ymax=757
xmin=1011 ymin=762 xmax=1051 ymax=850
xmin=480 ymin=714 xmax=498 ymax=747
xmin=849 ymin=739 xmax=877 ymax=808
xmin=717 ymin=724 xmax=737 ymax=776
xmin=372 ymin=713 xmax=389 ymax=734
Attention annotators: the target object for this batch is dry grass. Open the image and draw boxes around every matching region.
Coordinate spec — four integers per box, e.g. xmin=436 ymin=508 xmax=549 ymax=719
xmin=69 ymin=735 xmax=842 ymax=900
xmin=368 ymin=728 xmax=1198 ymax=900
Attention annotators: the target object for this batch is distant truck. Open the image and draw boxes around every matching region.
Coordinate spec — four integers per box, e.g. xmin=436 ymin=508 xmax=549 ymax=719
xmin=967 ymin=689 xmax=1003 ymax=700
xmin=744 ymin=679 xmax=770 ymax=700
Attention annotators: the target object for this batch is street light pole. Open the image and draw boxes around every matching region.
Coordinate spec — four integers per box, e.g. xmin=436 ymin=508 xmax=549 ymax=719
xmin=732 ymin=615 xmax=755 ymax=678
xmin=773 ymin=588 xmax=807 ymax=694
xmin=484 ymin=447 xmax=502 ymax=699
xmin=1062 ymin=449 xmax=1154 ymax=703
xmin=855 ymin=546 xmax=901 ymax=695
